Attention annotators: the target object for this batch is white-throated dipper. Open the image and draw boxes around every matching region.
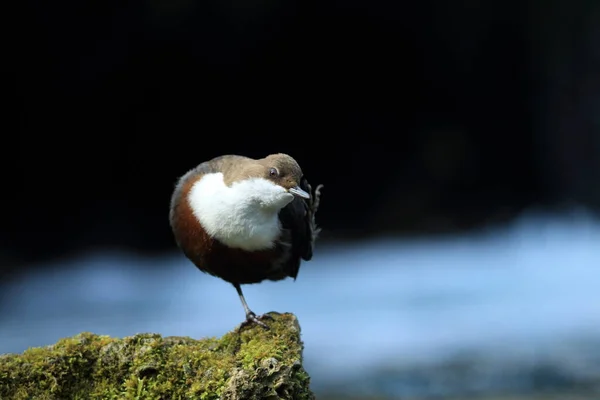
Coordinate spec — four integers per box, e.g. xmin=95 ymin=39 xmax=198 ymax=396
xmin=169 ymin=153 xmax=323 ymax=328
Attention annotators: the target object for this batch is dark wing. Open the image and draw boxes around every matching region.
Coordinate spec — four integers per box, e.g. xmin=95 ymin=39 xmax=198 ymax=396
xmin=278 ymin=176 xmax=315 ymax=279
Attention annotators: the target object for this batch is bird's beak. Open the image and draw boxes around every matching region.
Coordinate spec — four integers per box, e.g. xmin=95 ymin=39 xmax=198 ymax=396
xmin=288 ymin=186 xmax=310 ymax=199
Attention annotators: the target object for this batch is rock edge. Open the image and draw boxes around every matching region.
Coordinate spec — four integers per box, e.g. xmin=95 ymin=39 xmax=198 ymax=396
xmin=0 ymin=312 xmax=315 ymax=400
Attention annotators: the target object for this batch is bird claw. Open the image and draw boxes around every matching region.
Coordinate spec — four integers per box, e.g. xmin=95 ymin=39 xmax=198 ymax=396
xmin=240 ymin=312 xmax=273 ymax=330
xmin=306 ymin=183 xmax=323 ymax=243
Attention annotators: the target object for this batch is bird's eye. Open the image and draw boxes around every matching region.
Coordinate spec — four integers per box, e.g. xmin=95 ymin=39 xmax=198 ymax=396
xmin=269 ymin=167 xmax=279 ymax=177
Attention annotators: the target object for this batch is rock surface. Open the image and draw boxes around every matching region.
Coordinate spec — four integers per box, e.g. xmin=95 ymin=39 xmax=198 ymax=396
xmin=0 ymin=312 xmax=314 ymax=400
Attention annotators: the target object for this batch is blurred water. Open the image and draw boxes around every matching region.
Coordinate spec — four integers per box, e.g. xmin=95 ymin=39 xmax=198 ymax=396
xmin=1 ymin=209 xmax=600 ymax=398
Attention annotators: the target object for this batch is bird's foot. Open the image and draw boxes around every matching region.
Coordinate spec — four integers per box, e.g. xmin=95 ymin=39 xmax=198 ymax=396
xmin=240 ymin=311 xmax=274 ymax=330
xmin=306 ymin=183 xmax=323 ymax=240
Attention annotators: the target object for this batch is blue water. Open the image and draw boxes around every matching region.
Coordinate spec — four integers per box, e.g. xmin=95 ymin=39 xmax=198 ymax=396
xmin=1 ymin=209 xmax=599 ymax=397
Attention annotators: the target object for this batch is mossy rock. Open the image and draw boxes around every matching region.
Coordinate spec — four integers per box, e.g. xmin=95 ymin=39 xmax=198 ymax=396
xmin=0 ymin=312 xmax=315 ymax=400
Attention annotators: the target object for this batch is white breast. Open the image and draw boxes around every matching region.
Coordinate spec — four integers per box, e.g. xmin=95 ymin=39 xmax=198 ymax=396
xmin=188 ymin=172 xmax=295 ymax=251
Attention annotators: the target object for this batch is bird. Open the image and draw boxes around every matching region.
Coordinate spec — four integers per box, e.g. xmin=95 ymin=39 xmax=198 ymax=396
xmin=169 ymin=153 xmax=323 ymax=328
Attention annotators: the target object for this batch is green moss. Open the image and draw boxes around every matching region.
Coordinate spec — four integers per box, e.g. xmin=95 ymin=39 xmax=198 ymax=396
xmin=0 ymin=312 xmax=315 ymax=400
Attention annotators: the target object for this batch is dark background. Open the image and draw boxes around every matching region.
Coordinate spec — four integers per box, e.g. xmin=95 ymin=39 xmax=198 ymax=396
xmin=4 ymin=0 xmax=599 ymax=279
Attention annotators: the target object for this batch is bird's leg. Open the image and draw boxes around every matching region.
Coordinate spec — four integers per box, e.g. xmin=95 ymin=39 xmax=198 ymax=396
xmin=306 ymin=183 xmax=324 ymax=243
xmin=233 ymin=283 xmax=272 ymax=329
